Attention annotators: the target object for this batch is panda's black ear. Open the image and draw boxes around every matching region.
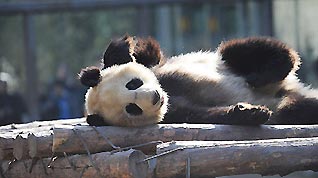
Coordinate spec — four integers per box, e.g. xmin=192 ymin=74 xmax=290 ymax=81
xmin=79 ymin=66 xmax=101 ymax=87
xmin=102 ymin=35 xmax=135 ymax=69
xmin=134 ymin=37 xmax=163 ymax=68
xmin=86 ymin=114 xmax=111 ymax=126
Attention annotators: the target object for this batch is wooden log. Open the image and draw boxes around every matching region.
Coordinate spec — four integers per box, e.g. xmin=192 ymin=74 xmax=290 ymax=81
xmin=13 ymin=135 xmax=29 ymax=160
xmin=28 ymin=132 xmax=53 ymax=158
xmin=13 ymin=129 xmax=53 ymax=160
xmin=1 ymin=149 xmax=148 ymax=178
xmin=53 ymin=124 xmax=318 ymax=155
xmin=0 ymin=118 xmax=86 ymax=132
xmin=154 ymin=138 xmax=318 ymax=178
xmin=0 ymin=138 xmax=14 ymax=160
xmin=0 ymin=118 xmax=84 ymax=160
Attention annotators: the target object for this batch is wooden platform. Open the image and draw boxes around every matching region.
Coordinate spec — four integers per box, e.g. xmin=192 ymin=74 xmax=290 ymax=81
xmin=1 ymin=118 xmax=318 ymax=178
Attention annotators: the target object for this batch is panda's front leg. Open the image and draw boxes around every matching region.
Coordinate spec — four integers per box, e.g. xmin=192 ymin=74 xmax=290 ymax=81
xmin=226 ymin=103 xmax=272 ymax=125
xmin=161 ymin=97 xmax=271 ymax=125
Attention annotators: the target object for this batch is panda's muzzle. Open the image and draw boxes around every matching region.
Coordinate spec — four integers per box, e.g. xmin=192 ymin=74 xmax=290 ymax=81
xmin=152 ymin=90 xmax=161 ymax=105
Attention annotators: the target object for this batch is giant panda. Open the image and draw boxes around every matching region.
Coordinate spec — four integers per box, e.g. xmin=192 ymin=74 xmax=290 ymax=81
xmin=79 ymin=35 xmax=318 ymax=127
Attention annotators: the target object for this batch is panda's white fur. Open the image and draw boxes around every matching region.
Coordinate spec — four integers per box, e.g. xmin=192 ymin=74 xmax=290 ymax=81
xmin=156 ymin=51 xmax=281 ymax=110
xmin=160 ymin=51 xmax=318 ymax=108
xmin=85 ymin=62 xmax=168 ymax=127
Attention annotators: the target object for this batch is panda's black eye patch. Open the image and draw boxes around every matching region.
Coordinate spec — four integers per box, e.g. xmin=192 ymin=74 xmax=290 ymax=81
xmin=126 ymin=78 xmax=143 ymax=90
xmin=125 ymin=103 xmax=143 ymax=115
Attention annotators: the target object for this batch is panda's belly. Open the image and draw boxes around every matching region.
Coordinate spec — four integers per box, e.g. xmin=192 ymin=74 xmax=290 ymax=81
xmin=210 ymin=74 xmax=281 ymax=110
xmin=156 ymin=51 xmax=281 ymax=110
xmin=157 ymin=51 xmax=222 ymax=80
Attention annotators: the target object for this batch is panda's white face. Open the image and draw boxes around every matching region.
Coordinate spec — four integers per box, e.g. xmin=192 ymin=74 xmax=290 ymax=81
xmin=85 ymin=62 xmax=168 ymax=127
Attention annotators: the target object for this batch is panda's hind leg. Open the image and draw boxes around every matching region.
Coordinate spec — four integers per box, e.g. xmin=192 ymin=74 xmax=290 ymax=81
xmin=268 ymin=96 xmax=318 ymax=124
xmin=217 ymin=37 xmax=299 ymax=88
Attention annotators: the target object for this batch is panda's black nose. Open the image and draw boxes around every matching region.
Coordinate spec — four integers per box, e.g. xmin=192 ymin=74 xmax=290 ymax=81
xmin=152 ymin=90 xmax=161 ymax=105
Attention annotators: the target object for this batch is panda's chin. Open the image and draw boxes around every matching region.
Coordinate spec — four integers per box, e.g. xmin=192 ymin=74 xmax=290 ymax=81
xmin=153 ymin=96 xmax=165 ymax=112
xmin=137 ymin=98 xmax=167 ymax=127
xmin=160 ymin=96 xmax=165 ymax=107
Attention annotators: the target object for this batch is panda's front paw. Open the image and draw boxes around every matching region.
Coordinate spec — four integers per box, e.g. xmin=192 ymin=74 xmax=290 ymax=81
xmin=86 ymin=114 xmax=111 ymax=126
xmin=228 ymin=103 xmax=272 ymax=125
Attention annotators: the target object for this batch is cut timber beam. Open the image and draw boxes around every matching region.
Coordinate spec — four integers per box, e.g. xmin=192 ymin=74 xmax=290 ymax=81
xmin=0 ymin=118 xmax=85 ymax=160
xmin=53 ymin=124 xmax=318 ymax=156
xmin=1 ymin=149 xmax=148 ymax=178
xmin=3 ymin=123 xmax=318 ymax=161
xmin=154 ymin=138 xmax=318 ymax=178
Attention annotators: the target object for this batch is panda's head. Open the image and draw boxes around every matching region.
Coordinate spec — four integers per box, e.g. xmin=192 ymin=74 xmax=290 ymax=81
xmin=79 ymin=35 xmax=168 ymax=127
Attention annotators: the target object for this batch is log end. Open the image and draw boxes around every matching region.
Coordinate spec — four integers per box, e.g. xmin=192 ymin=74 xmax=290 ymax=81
xmin=104 ymin=149 xmax=149 ymax=178
xmin=128 ymin=150 xmax=149 ymax=178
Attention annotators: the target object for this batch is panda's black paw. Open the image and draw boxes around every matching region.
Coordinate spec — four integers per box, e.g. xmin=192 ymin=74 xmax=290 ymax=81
xmin=228 ymin=103 xmax=272 ymax=125
xmin=86 ymin=114 xmax=111 ymax=126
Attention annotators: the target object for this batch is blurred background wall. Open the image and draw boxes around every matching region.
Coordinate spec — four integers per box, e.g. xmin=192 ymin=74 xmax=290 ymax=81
xmin=0 ymin=0 xmax=318 ymax=122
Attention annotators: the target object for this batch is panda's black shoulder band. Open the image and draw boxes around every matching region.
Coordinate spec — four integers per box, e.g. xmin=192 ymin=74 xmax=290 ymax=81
xmin=79 ymin=66 xmax=101 ymax=87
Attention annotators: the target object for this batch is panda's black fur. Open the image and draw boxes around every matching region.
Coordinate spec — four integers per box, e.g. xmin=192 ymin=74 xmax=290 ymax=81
xmin=79 ymin=35 xmax=318 ymax=126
